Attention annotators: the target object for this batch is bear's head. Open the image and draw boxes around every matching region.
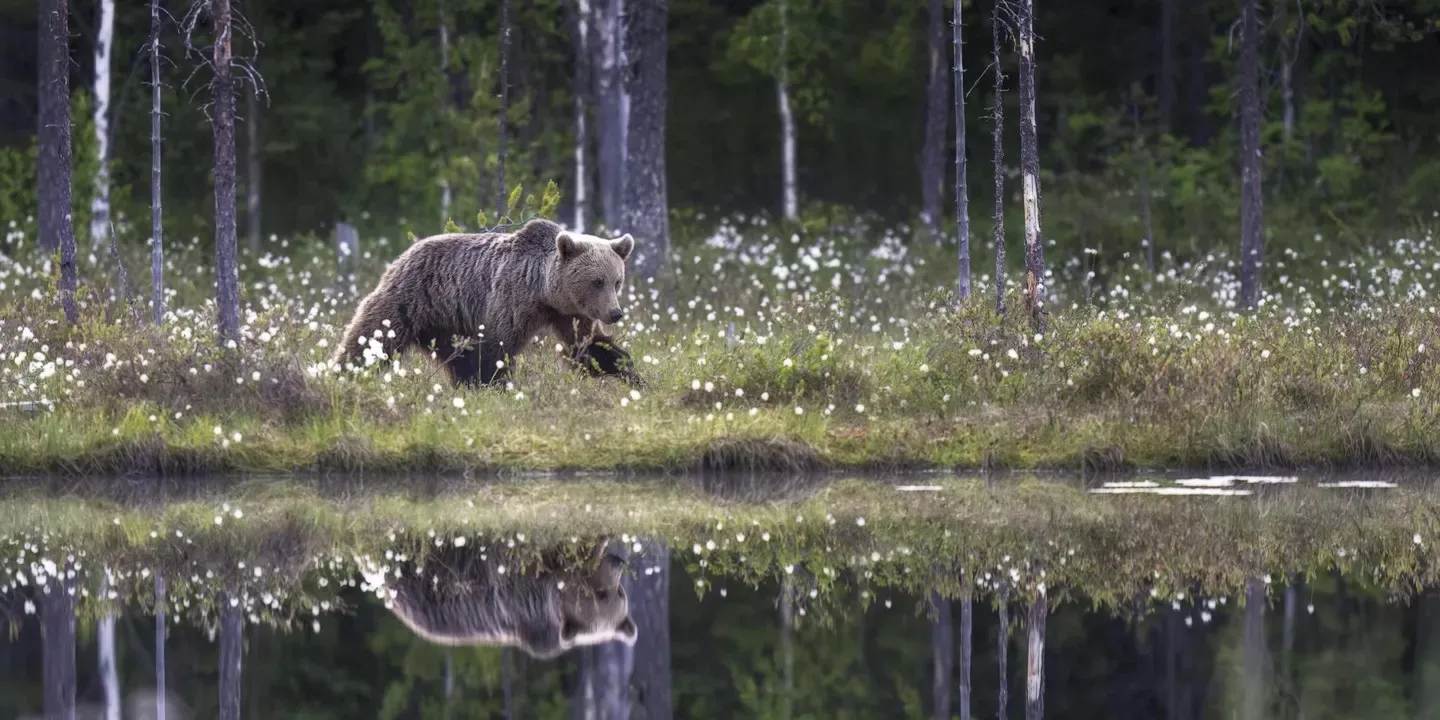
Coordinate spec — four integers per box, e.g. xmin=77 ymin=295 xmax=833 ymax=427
xmin=558 ymin=548 xmax=638 ymax=648
xmin=552 ymin=230 xmax=636 ymax=325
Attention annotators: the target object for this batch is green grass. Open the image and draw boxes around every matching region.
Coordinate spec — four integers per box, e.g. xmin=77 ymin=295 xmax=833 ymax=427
xmin=3 ymin=210 xmax=1440 ymax=475
xmin=4 ymin=473 xmax=1440 ymax=631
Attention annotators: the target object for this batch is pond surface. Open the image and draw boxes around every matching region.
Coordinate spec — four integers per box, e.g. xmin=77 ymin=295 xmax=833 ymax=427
xmin=0 ymin=471 xmax=1436 ymax=719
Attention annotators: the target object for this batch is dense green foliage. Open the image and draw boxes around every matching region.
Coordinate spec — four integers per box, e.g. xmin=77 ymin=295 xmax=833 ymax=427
xmin=1 ymin=0 xmax=1439 ymax=278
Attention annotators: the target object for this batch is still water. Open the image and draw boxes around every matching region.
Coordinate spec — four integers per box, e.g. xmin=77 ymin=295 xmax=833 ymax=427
xmin=0 ymin=472 xmax=1435 ymax=719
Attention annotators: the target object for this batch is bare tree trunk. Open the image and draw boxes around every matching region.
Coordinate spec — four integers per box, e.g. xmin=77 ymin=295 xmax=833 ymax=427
xmin=100 ymin=569 xmax=120 ymax=720
xmin=497 ymin=0 xmax=512 ymax=217
xmin=959 ymin=594 xmax=972 ymax=720
xmin=920 ymin=0 xmax=947 ymax=237
xmin=43 ymin=572 xmax=77 ymax=720
xmin=90 ymin=0 xmax=116 ymax=253
xmin=39 ymin=0 xmax=80 ymax=324
xmin=627 ymin=538 xmax=672 ymax=719
xmin=991 ymin=3 xmax=1006 ymax=317
xmin=219 ymin=598 xmax=243 ymax=720
xmin=1238 ymin=0 xmax=1263 ymax=309
xmin=998 ymin=584 xmax=1009 ymax=718
xmin=930 ymin=594 xmax=953 ymax=720
xmin=213 ymin=0 xmax=240 ymax=342
xmin=156 ymin=574 xmax=167 ymax=720
xmin=151 ymin=0 xmax=166 ymax=326
xmin=1026 ymin=590 xmax=1046 ymax=720
xmin=572 ymin=0 xmax=592 ymax=232
xmin=1241 ymin=577 xmax=1267 ymax=720
xmin=245 ymin=63 xmax=261 ymax=254
xmin=952 ymin=0 xmax=971 ymax=300
xmin=596 ymin=0 xmax=627 ymax=229
xmin=621 ymin=0 xmax=669 ymax=280
xmin=1016 ymin=0 xmax=1046 ymax=333
xmin=777 ymin=0 xmax=797 ymax=221
xmin=780 ymin=576 xmax=794 ymax=720
xmin=439 ymin=7 xmax=452 ymax=225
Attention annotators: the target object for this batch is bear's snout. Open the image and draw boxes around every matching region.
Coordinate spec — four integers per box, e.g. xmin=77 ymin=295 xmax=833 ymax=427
xmin=607 ymin=309 xmax=625 ymax=323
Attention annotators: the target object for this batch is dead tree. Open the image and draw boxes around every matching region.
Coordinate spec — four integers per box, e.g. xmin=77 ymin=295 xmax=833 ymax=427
xmin=952 ymin=0 xmax=972 ymax=300
xmin=38 ymin=0 xmax=80 ymax=324
xmin=1016 ymin=0 xmax=1046 ymax=333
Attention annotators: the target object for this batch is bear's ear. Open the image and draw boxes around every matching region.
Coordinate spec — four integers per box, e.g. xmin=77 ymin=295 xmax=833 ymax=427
xmin=610 ymin=233 xmax=634 ymax=261
xmin=615 ymin=616 xmax=638 ymax=645
xmin=556 ymin=231 xmax=588 ymax=260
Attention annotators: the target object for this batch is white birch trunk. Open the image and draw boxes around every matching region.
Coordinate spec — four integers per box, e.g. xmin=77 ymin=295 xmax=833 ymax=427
xmin=100 ymin=567 xmax=120 ymax=720
xmin=1025 ymin=589 xmax=1046 ymax=720
xmin=90 ymin=0 xmax=115 ymax=253
xmin=778 ymin=0 xmax=797 ymax=220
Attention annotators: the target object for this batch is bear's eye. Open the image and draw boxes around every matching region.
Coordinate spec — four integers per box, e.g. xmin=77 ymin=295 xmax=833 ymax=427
xmin=591 ymin=278 xmax=604 ymax=289
xmin=615 ymin=280 xmax=622 ymax=290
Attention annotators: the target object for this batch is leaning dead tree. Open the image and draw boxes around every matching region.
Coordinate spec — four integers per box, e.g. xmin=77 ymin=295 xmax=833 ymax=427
xmin=1016 ymin=0 xmax=1046 ymax=333
xmin=183 ymin=0 xmax=267 ymax=343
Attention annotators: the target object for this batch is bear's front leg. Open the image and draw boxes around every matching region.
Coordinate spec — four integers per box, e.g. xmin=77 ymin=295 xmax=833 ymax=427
xmin=552 ymin=317 xmax=644 ymax=387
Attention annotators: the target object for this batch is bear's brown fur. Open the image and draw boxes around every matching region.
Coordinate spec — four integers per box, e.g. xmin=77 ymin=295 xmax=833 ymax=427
xmin=331 ymin=218 xmax=641 ymax=386
xmin=362 ymin=538 xmax=638 ymax=659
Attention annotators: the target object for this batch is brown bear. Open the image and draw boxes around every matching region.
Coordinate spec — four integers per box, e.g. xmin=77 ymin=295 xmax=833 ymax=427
xmin=331 ymin=218 xmax=642 ymax=386
xmin=361 ymin=537 xmax=639 ymax=660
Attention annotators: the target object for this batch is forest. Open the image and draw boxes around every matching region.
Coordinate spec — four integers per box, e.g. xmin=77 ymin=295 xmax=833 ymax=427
xmin=5 ymin=2 xmax=1440 ymax=718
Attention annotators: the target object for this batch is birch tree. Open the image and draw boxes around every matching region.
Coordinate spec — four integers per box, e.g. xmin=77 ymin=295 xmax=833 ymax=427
xmin=1238 ymin=0 xmax=1264 ymax=309
xmin=219 ymin=596 xmax=243 ymax=720
xmin=952 ymin=0 xmax=971 ymax=300
xmin=1026 ymin=590 xmax=1046 ymax=720
xmin=1016 ymin=0 xmax=1046 ymax=332
xmin=778 ymin=0 xmax=797 ymax=220
xmin=572 ymin=0 xmax=593 ymax=231
xmin=39 ymin=0 xmax=80 ymax=324
xmin=90 ymin=0 xmax=117 ymax=253
xmin=921 ymin=0 xmax=948 ymax=237
xmin=100 ymin=568 xmax=120 ymax=720
xmin=621 ymin=0 xmax=669 ymax=280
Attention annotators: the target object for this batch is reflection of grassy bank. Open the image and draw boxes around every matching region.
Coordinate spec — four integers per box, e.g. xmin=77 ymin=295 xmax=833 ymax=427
xmin=3 ymin=474 xmax=1439 ymax=626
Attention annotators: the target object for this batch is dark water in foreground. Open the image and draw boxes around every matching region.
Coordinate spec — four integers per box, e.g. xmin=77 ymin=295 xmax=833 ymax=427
xmin=1 ymin=472 xmax=1437 ymax=719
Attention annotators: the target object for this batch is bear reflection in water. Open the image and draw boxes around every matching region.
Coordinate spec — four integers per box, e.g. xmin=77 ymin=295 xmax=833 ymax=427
xmin=364 ymin=537 xmax=638 ymax=660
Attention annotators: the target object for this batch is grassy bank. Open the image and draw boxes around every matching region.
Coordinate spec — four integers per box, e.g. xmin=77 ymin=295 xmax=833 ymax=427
xmin=3 ymin=473 xmax=1439 ymax=630
xmin=3 ymin=214 xmax=1440 ymax=474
